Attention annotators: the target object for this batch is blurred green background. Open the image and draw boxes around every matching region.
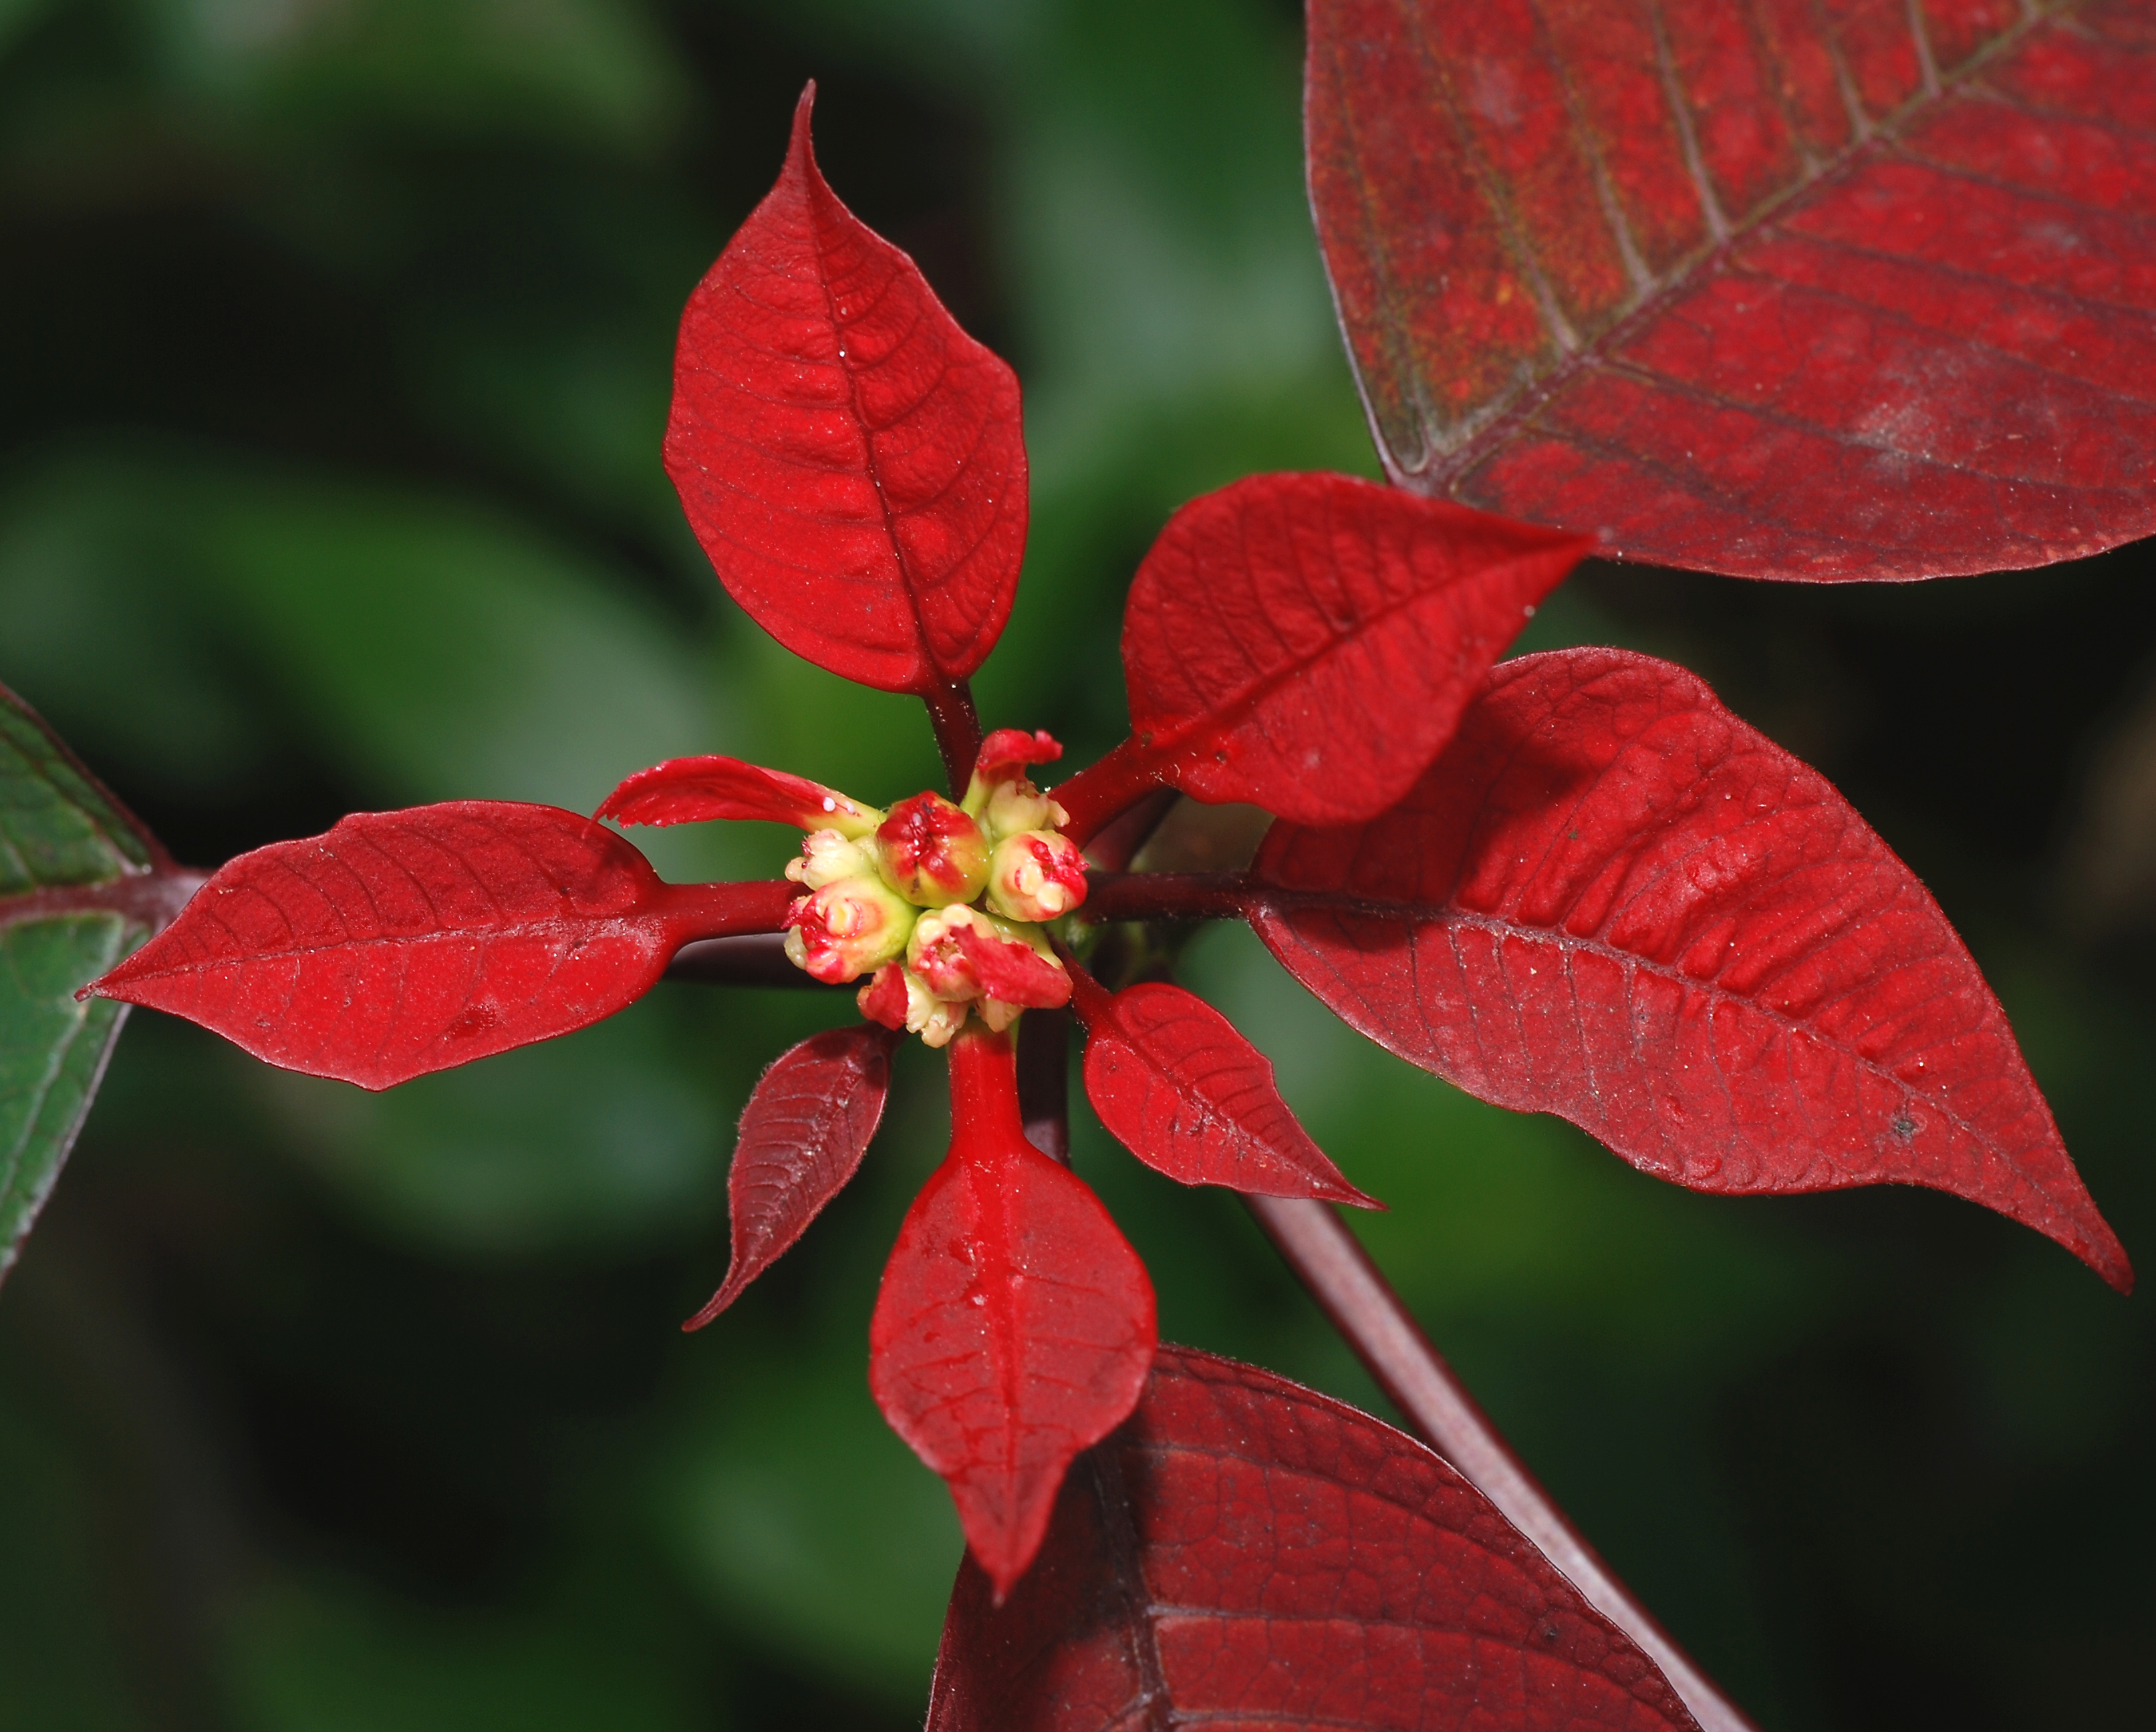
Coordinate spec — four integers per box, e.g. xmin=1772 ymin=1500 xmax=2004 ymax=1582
xmin=3 ymin=1 xmax=2151 ymax=1727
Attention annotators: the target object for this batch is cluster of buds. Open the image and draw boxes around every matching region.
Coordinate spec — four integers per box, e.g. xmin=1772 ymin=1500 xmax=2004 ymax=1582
xmin=780 ymin=730 xmax=1088 ymax=1045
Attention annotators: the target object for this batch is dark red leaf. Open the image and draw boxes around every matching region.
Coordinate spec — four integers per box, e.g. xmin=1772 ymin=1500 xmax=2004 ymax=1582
xmin=684 ymin=1022 xmax=900 ymax=1329
xmin=1307 ymin=0 xmax=2156 ymax=578
xmin=598 ymin=754 xmax=879 ymax=833
xmin=1252 ymin=648 xmax=2131 ymax=1292
xmin=666 ymin=84 xmax=1027 ymax=695
xmin=88 ymin=803 xmax=794 ymax=1091
xmin=1068 ymin=964 xmax=1379 ymax=1207
xmin=870 ymin=1026 xmax=1156 ymax=1598
xmin=1053 ymin=473 xmax=1586 ymax=841
xmin=928 ymin=1344 xmax=1700 ymax=1731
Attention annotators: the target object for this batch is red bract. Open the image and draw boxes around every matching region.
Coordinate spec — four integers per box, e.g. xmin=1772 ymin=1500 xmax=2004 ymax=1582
xmin=1252 ymin=648 xmax=2133 ymax=1293
xmin=870 ymin=1027 xmax=1156 ymax=1599
xmin=666 ymin=85 xmax=1027 ymax=697
xmin=1055 ymin=472 xmax=1588 ymax=840
xmin=1068 ymin=965 xmax=1378 ymax=1207
xmin=928 ymin=1346 xmax=1698 ymax=1732
xmin=684 ymin=1024 xmax=900 ymax=1329
xmin=1306 ymin=0 xmax=2156 ymax=577
xmin=598 ymin=754 xmax=880 ymax=834
xmin=88 ymin=803 xmax=791 ymax=1091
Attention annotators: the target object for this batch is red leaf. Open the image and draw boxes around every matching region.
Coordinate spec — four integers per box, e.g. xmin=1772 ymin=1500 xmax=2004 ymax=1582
xmin=665 ymin=84 xmax=1027 ymax=694
xmin=685 ymin=1022 xmax=900 ymax=1329
xmin=87 ymin=803 xmax=793 ymax=1091
xmin=1252 ymin=649 xmax=2132 ymax=1292
xmin=1068 ymin=965 xmax=1379 ymax=1207
xmin=1053 ymin=473 xmax=1586 ymax=841
xmin=1307 ymin=0 xmax=2156 ymax=578
xmin=870 ymin=1026 xmax=1156 ymax=1598
xmin=927 ymin=1344 xmax=1700 ymax=1731
xmin=598 ymin=754 xmax=878 ymax=833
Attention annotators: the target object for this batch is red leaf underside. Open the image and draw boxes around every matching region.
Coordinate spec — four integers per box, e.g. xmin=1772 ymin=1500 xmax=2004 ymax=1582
xmin=1069 ymin=966 xmax=1378 ymax=1207
xmin=1308 ymin=0 xmax=2156 ymax=577
xmin=90 ymin=803 xmax=793 ymax=1091
xmin=665 ymin=84 xmax=1027 ymax=694
xmin=686 ymin=1022 xmax=900 ymax=1328
xmin=1252 ymin=648 xmax=2130 ymax=1290
xmin=928 ymin=1345 xmax=1699 ymax=1732
xmin=1056 ymin=472 xmax=1587 ymax=838
xmin=870 ymin=1029 xmax=1156 ymax=1598
xmin=598 ymin=754 xmax=873 ymax=832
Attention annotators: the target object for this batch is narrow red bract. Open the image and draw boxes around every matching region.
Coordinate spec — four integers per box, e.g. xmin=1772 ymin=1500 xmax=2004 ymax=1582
xmin=666 ymin=84 xmax=1028 ymax=695
xmin=1252 ymin=649 xmax=2133 ymax=1292
xmin=928 ymin=1345 xmax=1700 ymax=1731
xmin=869 ymin=1026 xmax=1156 ymax=1599
xmin=1053 ymin=472 xmax=1586 ymax=841
xmin=599 ymin=754 xmax=877 ymax=833
xmin=1069 ymin=965 xmax=1378 ymax=1207
xmin=88 ymin=803 xmax=793 ymax=1091
xmin=1307 ymin=0 xmax=2156 ymax=578
xmin=684 ymin=1023 xmax=900 ymax=1329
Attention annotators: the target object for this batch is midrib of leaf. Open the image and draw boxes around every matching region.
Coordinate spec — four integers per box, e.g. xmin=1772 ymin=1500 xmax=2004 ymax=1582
xmin=1378 ymin=0 xmax=2068 ymax=489
xmin=1260 ymin=883 xmax=2075 ymax=1209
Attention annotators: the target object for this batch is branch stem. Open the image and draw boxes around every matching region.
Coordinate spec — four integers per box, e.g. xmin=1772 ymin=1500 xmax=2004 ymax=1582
xmin=924 ymin=680 xmax=984 ymax=797
xmin=1240 ymin=1194 xmax=1760 ymax=1732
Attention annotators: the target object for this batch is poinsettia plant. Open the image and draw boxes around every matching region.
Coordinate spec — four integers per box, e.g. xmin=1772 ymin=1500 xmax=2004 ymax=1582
xmin=8 ymin=0 xmax=2152 ymax=1723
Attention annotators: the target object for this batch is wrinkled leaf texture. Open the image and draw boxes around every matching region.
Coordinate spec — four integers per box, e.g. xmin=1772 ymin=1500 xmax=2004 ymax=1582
xmin=91 ymin=803 xmax=794 ymax=1091
xmin=1307 ymin=0 xmax=2156 ymax=577
xmin=666 ymin=85 xmax=1027 ymax=694
xmin=1253 ymin=648 xmax=2130 ymax=1290
xmin=684 ymin=1022 xmax=899 ymax=1328
xmin=929 ymin=1344 xmax=1698 ymax=1732
xmin=1069 ymin=965 xmax=1379 ymax=1207
xmin=1055 ymin=473 xmax=1587 ymax=839
xmin=1 ymin=684 xmax=186 ymax=1279
xmin=871 ymin=1030 xmax=1156 ymax=1600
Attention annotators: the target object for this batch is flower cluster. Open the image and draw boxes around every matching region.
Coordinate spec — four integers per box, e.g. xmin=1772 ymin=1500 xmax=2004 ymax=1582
xmin=780 ymin=729 xmax=1088 ymax=1044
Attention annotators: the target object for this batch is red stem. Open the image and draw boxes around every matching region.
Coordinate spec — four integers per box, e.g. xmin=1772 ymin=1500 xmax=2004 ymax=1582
xmin=1242 ymin=1195 xmax=1760 ymax=1732
xmin=924 ymin=680 xmax=984 ymax=797
xmin=1054 ymin=735 xmax=1162 ymax=847
xmin=658 ymin=878 xmax=797 ymax=944
xmin=1078 ymin=869 xmax=1255 ymax=923
xmin=947 ymin=1022 xmax=1021 ymax=1148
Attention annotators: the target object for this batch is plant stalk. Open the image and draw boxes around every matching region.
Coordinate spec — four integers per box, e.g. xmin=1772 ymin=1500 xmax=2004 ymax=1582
xmin=1240 ymin=1194 xmax=1761 ymax=1732
xmin=924 ymin=679 xmax=984 ymax=797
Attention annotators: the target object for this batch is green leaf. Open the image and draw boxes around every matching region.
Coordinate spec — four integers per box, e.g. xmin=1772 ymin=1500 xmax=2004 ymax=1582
xmin=0 ymin=684 xmax=173 ymax=1283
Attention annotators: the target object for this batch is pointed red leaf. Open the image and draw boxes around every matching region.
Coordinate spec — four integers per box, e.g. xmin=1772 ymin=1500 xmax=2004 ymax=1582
xmin=928 ymin=1344 xmax=1700 ymax=1731
xmin=1308 ymin=0 xmax=2156 ymax=578
xmin=1251 ymin=648 xmax=2131 ymax=1291
xmin=869 ymin=1027 xmax=1156 ymax=1598
xmin=684 ymin=1022 xmax=900 ymax=1329
xmin=598 ymin=754 xmax=878 ymax=833
xmin=1052 ymin=473 xmax=1586 ymax=841
xmin=1068 ymin=965 xmax=1379 ymax=1207
xmin=87 ymin=803 xmax=793 ymax=1091
xmin=665 ymin=84 xmax=1027 ymax=695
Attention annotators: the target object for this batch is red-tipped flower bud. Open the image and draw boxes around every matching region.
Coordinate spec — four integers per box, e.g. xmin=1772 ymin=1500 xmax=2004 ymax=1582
xmin=783 ymin=875 xmax=915 ymax=984
xmin=963 ymin=729 xmax=1067 ymax=843
xmin=787 ymin=828 xmax=877 ymax=889
xmin=907 ymin=905 xmax=1070 ymax=1012
xmin=875 ymin=793 xmax=989 ymax=907
xmin=985 ymin=831 xmax=1088 ymax=923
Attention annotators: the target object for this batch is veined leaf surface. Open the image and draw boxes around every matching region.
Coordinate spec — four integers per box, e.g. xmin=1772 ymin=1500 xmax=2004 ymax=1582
xmin=928 ymin=1346 xmax=1698 ymax=1731
xmin=91 ymin=802 xmax=792 ymax=1091
xmin=1253 ymin=648 xmax=2131 ymax=1290
xmin=1308 ymin=0 xmax=2156 ymax=577
xmin=1 ymin=684 xmax=192 ymax=1280
xmin=666 ymin=86 xmax=1027 ymax=696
